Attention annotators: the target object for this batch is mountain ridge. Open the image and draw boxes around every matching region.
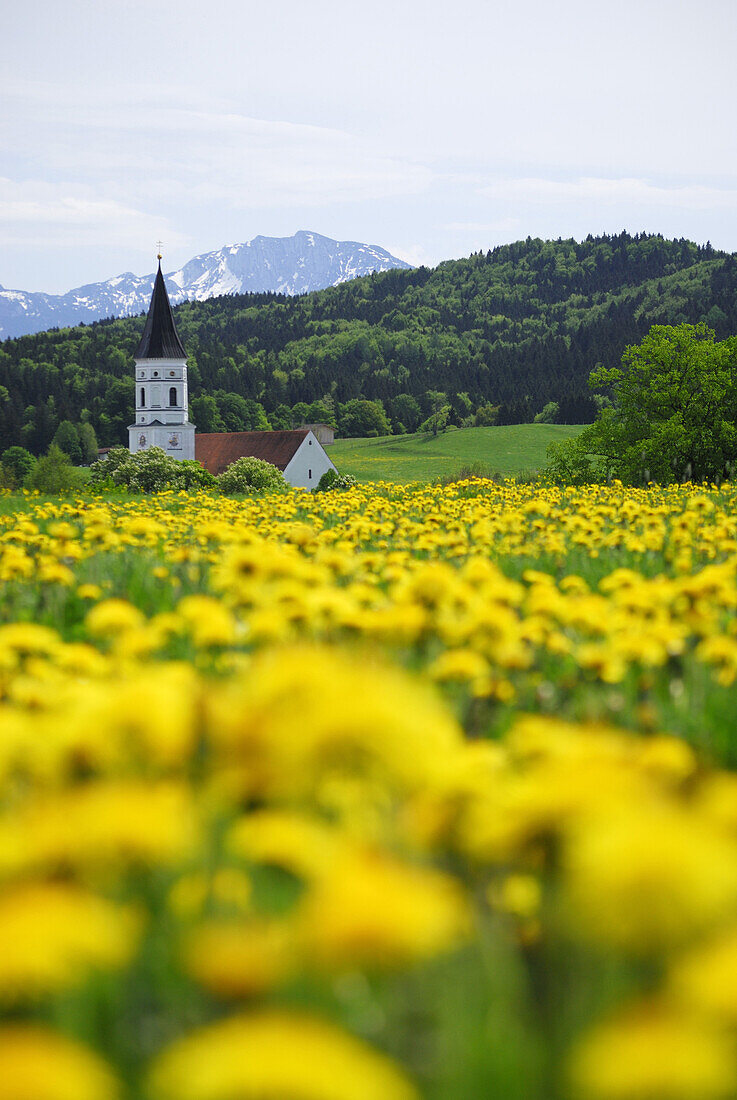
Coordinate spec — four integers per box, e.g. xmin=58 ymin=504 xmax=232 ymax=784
xmin=0 ymin=231 xmax=412 ymax=340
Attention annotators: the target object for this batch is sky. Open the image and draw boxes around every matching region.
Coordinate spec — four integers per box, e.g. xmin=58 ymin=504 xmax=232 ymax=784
xmin=4 ymin=0 xmax=737 ymax=292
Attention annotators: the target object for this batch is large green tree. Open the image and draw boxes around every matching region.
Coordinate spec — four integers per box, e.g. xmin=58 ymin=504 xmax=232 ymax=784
xmin=419 ymin=390 xmax=452 ymax=437
xmin=52 ymin=420 xmax=83 ymax=465
xmin=190 ymin=395 xmax=225 ymax=433
xmin=547 ymin=323 xmax=737 ymax=484
xmin=337 ymin=399 xmax=391 ymax=438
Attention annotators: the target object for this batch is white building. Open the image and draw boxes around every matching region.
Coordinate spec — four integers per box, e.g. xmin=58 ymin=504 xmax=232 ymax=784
xmin=196 ymin=429 xmax=336 ymax=490
xmin=128 ymin=256 xmax=196 ymax=460
xmin=129 ymin=256 xmax=338 ymax=488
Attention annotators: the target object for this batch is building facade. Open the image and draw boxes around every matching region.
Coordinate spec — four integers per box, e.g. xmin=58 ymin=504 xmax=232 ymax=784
xmin=128 ymin=257 xmax=339 ymax=488
xmin=128 ymin=257 xmax=196 ymax=460
xmin=299 ymin=422 xmax=335 ymax=445
xmin=196 ymin=429 xmax=336 ymax=490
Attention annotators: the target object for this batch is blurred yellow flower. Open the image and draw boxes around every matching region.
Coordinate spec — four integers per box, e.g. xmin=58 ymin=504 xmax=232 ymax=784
xmin=184 ymin=918 xmax=293 ymax=996
xmin=85 ymin=599 xmax=145 ymax=637
xmin=227 ymin=809 xmax=348 ymax=881
xmin=494 ymin=873 xmax=542 ymax=919
xmin=564 ymin=806 xmax=737 ymax=952
xmin=0 ymin=883 xmax=140 ymax=1000
xmin=569 ymin=1006 xmax=737 ymax=1099
xmin=297 ymin=849 xmax=469 ymax=970
xmin=671 ymin=927 xmax=737 ymax=1023
xmin=176 ymin=595 xmax=237 ymax=647
xmin=0 ymin=780 xmax=198 ymax=876
xmin=0 ymin=1025 xmax=119 ymax=1100
xmin=148 ymin=1010 xmax=418 ymax=1100
xmin=76 ymin=584 xmax=103 ymax=601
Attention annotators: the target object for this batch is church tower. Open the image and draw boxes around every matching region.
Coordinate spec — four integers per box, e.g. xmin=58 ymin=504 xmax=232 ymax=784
xmin=128 ymin=255 xmax=196 ymax=460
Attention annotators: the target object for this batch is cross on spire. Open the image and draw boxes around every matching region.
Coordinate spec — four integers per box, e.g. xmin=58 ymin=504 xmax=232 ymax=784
xmin=156 ymin=240 xmax=163 ymax=261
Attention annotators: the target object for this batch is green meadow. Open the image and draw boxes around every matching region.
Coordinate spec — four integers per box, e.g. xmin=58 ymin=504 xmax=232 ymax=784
xmin=329 ymin=423 xmax=587 ymax=482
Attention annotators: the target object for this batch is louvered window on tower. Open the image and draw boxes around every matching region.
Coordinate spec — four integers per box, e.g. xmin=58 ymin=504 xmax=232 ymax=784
xmin=169 ymin=387 xmax=177 ymax=407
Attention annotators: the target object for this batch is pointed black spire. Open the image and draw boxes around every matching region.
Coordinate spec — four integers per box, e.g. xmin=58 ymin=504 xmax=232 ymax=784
xmin=134 ymin=260 xmax=186 ymax=359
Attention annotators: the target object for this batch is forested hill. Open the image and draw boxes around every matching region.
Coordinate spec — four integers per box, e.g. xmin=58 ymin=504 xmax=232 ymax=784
xmin=3 ymin=232 xmax=737 ymax=453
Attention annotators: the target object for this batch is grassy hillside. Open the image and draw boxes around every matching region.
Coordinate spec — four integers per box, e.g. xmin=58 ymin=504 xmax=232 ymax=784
xmin=330 ymin=423 xmax=587 ymax=482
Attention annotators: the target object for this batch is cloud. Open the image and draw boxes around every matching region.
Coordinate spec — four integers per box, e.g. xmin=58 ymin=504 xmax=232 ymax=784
xmin=0 ymin=178 xmax=187 ymax=249
xmin=444 ymin=218 xmax=521 ymax=233
xmin=384 ymin=242 xmax=439 ymax=267
xmin=478 ymin=177 xmax=737 ymax=211
xmin=0 ymin=83 xmax=433 ymax=210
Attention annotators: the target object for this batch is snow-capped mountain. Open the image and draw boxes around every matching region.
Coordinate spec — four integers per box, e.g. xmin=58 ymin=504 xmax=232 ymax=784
xmin=0 ymin=231 xmax=412 ymax=340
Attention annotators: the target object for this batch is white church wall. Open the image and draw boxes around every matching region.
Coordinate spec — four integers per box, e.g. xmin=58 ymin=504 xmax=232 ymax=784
xmin=282 ymin=431 xmax=336 ymax=489
xmin=128 ymin=423 xmax=196 ymax=460
xmin=131 ymin=353 xmax=195 ymax=461
xmin=133 ymin=357 xmax=190 ymax=428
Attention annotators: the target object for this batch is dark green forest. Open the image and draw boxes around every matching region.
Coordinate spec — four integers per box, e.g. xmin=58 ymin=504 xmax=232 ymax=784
xmin=2 ymin=232 xmax=736 ymax=454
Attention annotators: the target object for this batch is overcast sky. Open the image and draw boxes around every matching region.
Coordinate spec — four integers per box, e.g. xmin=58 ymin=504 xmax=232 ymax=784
xmin=4 ymin=0 xmax=737 ymax=292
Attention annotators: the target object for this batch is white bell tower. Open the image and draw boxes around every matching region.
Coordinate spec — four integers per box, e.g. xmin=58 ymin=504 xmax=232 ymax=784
xmin=128 ymin=253 xmax=196 ymax=460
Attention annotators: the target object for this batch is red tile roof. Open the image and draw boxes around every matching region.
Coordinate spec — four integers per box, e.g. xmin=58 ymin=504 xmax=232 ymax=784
xmin=195 ymin=430 xmax=309 ymax=475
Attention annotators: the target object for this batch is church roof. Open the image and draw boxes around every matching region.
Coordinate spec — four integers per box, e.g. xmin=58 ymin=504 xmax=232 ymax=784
xmin=135 ymin=260 xmax=186 ymax=359
xmin=195 ymin=430 xmax=309 ymax=475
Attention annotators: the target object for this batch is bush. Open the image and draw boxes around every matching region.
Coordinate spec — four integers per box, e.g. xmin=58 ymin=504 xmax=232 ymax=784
xmin=217 ymin=456 xmax=288 ymax=495
xmin=2 ymin=446 xmax=36 ymax=486
xmin=315 ymin=469 xmax=357 ymax=493
xmin=88 ymin=447 xmax=131 ymax=486
xmin=473 ymin=403 xmax=500 ymax=427
xmin=534 ymin=401 xmax=559 ymax=424
xmin=545 ymin=435 xmax=608 ymax=486
xmin=89 ymin=447 xmax=216 ymax=493
xmin=25 ymin=444 xmax=77 ymax=493
xmin=0 ymin=463 xmax=16 ymax=490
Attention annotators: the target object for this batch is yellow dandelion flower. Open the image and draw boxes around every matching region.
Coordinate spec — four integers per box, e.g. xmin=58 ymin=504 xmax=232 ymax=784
xmin=0 ymin=622 xmax=60 ymax=656
xmin=0 ymin=883 xmax=140 ymax=1000
xmin=176 ymin=595 xmax=237 ymax=647
xmin=184 ymin=918 xmax=293 ymax=996
xmin=0 ymin=780 xmax=198 ymax=876
xmin=0 ymin=1025 xmax=119 ymax=1100
xmin=564 ymin=805 xmax=737 ymax=952
xmin=227 ymin=810 xmax=348 ymax=881
xmin=297 ymin=849 xmax=470 ymax=970
xmin=207 ymin=645 xmax=464 ymax=801
xmin=569 ymin=1005 xmax=737 ymax=1100
xmin=169 ymin=869 xmax=252 ymax=920
xmin=493 ymin=873 xmax=542 ymax=919
xmin=671 ymin=927 xmax=737 ymax=1023
xmin=428 ymin=647 xmax=490 ymax=683
xmin=148 ymin=1010 xmax=418 ymax=1100
xmin=76 ymin=584 xmax=103 ymax=601
xmin=85 ymin=599 xmax=145 ymax=637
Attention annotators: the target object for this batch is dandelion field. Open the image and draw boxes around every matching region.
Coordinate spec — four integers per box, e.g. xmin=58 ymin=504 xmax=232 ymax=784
xmin=3 ymin=479 xmax=737 ymax=1100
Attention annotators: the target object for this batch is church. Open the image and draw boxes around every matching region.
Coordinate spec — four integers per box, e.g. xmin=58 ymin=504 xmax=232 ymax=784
xmin=128 ymin=256 xmax=337 ymax=490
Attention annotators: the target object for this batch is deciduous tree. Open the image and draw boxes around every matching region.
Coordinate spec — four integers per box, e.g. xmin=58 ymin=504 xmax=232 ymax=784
xmin=547 ymin=323 xmax=737 ymax=483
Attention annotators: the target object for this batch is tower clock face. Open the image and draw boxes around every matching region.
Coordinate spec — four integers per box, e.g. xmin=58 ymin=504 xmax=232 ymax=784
xmin=139 ymin=434 xmax=147 ymax=448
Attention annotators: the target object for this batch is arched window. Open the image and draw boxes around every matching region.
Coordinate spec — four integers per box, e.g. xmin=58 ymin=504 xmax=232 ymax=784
xmin=169 ymin=387 xmax=177 ymax=407
xmin=140 ymin=387 xmax=145 ymax=406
